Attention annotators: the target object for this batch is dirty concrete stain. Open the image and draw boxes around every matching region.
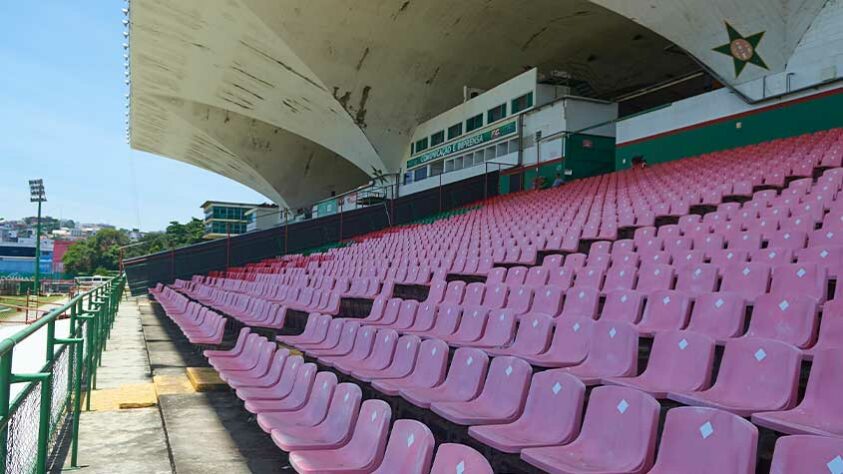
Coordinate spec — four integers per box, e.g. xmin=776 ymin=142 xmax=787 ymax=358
xmin=231 ymin=65 xmax=275 ymax=88
xmin=232 ymin=83 xmax=265 ymax=101
xmin=355 ymin=85 xmax=371 ymax=128
xmin=425 ymin=67 xmax=440 ymax=86
xmin=239 ymin=40 xmax=326 ymax=91
xmin=522 ymin=26 xmax=549 ymax=51
xmin=356 ymin=47 xmax=370 ymax=71
xmin=392 ymin=1 xmax=410 ymax=20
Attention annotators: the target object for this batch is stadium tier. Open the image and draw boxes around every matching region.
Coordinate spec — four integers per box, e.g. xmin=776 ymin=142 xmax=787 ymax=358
xmin=150 ymin=130 xmax=843 ymax=473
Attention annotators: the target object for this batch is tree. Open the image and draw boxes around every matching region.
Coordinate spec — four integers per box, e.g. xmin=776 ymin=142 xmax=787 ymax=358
xmin=62 ymin=228 xmax=128 ymax=275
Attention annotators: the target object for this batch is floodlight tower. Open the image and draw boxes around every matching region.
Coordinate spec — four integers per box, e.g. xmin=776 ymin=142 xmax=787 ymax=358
xmin=28 ymin=179 xmax=46 ymax=296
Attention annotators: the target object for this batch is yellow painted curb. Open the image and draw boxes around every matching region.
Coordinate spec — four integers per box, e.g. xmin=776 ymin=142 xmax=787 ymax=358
xmin=83 ymin=382 xmax=158 ymax=411
xmin=186 ymin=367 xmax=227 ymax=392
xmin=154 ymin=374 xmax=195 ymax=396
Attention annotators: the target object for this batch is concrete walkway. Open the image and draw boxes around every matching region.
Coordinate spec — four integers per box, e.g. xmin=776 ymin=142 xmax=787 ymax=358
xmin=65 ymin=297 xmax=171 ymax=473
xmin=64 ymin=295 xmax=289 ymax=473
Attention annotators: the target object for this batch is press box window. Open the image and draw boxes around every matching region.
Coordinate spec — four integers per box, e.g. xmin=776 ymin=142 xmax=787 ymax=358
xmin=447 ymin=123 xmax=463 ymax=140
xmin=415 ymin=137 xmax=429 ymax=153
xmin=413 ymin=166 xmax=428 ymax=182
xmin=466 ymin=114 xmax=483 ymax=132
xmin=487 ymin=103 xmax=506 ymax=123
xmin=430 ymin=130 xmax=445 ymax=147
xmin=430 ymin=160 xmax=444 ymax=176
xmin=511 ymin=92 xmax=534 ymax=114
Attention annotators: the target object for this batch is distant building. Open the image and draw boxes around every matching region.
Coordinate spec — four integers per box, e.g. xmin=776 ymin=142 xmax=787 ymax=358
xmin=245 ymin=205 xmax=282 ymax=232
xmin=0 ymin=238 xmax=53 ymax=276
xmin=201 ymin=201 xmax=278 ymax=239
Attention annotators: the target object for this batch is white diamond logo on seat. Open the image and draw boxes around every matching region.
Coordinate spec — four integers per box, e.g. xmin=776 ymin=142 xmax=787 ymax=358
xmin=827 ymin=455 xmax=843 ymax=474
xmin=406 ymin=433 xmax=415 ymax=447
xmin=779 ymin=300 xmax=790 ymax=311
xmin=505 ymin=365 xmax=513 ymax=376
xmin=617 ymin=399 xmax=629 ymax=414
xmin=552 ymin=382 xmax=562 ymax=395
xmin=609 ymin=327 xmax=617 ymax=338
xmin=699 ymin=421 xmax=714 ymax=439
xmin=678 ymin=339 xmax=689 ymax=350
xmin=715 ymin=298 xmax=724 ymax=308
xmin=797 ymin=268 xmax=807 ymax=278
xmin=742 ymin=267 xmax=750 ymax=276
xmin=755 ymin=348 xmax=767 ymax=362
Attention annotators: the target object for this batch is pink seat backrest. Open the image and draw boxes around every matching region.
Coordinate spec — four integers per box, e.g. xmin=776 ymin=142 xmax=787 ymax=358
xmin=612 ymin=251 xmax=640 ymax=267
xmin=636 ymin=264 xmax=675 ymax=293
xmin=425 ymin=280 xmax=447 ymax=304
xmin=349 ymin=326 xmax=378 ymax=359
xmin=408 ymin=339 xmax=449 ymax=388
xmin=323 ymin=383 xmax=363 ymax=436
xmin=371 ymin=420 xmax=435 ymax=474
xmin=337 ymin=400 xmax=392 ymax=469
xmin=581 ymin=321 xmax=639 ymax=376
xmin=509 ymin=371 xmax=585 ymax=443
xmin=439 ymin=348 xmax=490 ymax=399
xmin=562 ymin=253 xmax=587 ymax=269
xmin=602 ymin=265 xmax=638 ymax=293
xmin=481 ymin=310 xmax=517 ymax=346
xmin=565 ymin=385 xmax=659 ymax=470
xmin=639 ymin=331 xmax=715 ymax=392
xmin=505 ymin=266 xmax=529 ymax=286
xmin=463 ymin=282 xmax=486 ymax=307
xmin=813 ymin=301 xmax=843 ymax=352
xmin=768 ymin=230 xmax=807 ymax=250
xmin=560 ymin=287 xmax=600 ymax=319
xmin=394 ymin=300 xmax=419 ymax=328
xmin=505 ymin=286 xmax=534 ymax=314
xmin=431 ymin=305 xmax=462 ymax=337
xmin=532 ymin=286 xmax=564 ymax=317
xmin=451 ymin=307 xmax=488 ymax=342
xmin=524 ymin=267 xmax=549 ymax=287
xmin=769 ymin=434 xmax=843 ymax=474
xmin=285 ymin=363 xmax=318 ymax=405
xmin=482 ymin=283 xmax=508 ymax=310
xmin=750 ymin=247 xmax=794 ymax=266
xmin=649 ymin=406 xmax=758 ymax=474
xmin=443 ymin=281 xmax=466 ymax=305
xmin=380 ymin=298 xmax=403 ymax=324
xmin=675 ymin=264 xmax=718 ymax=296
xmin=474 ymin=356 xmax=532 ymax=414
xmin=710 ymin=338 xmax=801 ymax=411
xmin=548 ymin=267 xmax=574 ymax=290
xmin=575 ymin=266 xmax=605 ymax=289
xmin=747 ymin=294 xmax=818 ymax=348
xmin=430 ymin=444 xmax=493 ymax=474
xmin=792 ymin=348 xmax=843 ymax=417
xmin=601 ymin=290 xmax=645 ymax=324
xmin=720 ymin=263 xmax=771 ymax=302
xmin=687 ymin=293 xmax=747 ymax=340
xmin=411 ymin=302 xmax=437 ymax=332
xmin=770 ymin=263 xmax=827 ymax=302
xmin=486 ymin=267 xmax=506 ymax=285
xmin=369 ymin=329 xmax=399 ymax=364
xmin=509 ymin=314 xmax=554 ymax=354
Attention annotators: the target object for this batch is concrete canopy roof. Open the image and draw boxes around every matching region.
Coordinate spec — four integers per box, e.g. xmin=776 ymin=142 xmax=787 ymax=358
xmin=131 ymin=0 xmax=822 ymax=208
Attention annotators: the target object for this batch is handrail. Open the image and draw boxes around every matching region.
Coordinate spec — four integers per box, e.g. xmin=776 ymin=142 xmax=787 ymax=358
xmin=0 ymin=274 xmax=126 ymax=474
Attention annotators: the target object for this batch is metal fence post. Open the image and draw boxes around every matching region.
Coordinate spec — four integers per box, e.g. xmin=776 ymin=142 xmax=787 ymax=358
xmin=34 ymin=320 xmax=55 ymax=474
xmin=70 ymin=299 xmax=84 ymax=467
xmin=0 ymin=351 xmax=13 ymax=474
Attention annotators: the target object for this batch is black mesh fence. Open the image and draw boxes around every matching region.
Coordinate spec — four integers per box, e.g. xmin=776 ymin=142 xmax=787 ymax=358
xmin=125 ymin=172 xmax=498 ymax=295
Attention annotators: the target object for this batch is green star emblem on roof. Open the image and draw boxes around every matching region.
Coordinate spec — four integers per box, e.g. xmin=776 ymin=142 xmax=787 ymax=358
xmin=713 ymin=22 xmax=769 ymax=77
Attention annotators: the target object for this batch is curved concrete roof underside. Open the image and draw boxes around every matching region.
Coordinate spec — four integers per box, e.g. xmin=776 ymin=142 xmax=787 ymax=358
xmin=129 ymin=0 xmax=826 ymax=208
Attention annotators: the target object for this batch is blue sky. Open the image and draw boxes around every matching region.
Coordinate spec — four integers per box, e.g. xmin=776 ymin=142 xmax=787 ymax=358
xmin=0 ymin=2 xmax=265 ymax=231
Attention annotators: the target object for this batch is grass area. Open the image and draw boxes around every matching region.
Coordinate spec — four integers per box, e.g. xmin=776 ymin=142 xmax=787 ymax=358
xmin=0 ymin=295 xmax=67 ymax=313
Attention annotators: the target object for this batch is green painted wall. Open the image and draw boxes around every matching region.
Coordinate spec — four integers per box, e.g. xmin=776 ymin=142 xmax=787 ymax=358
xmin=615 ymin=90 xmax=843 ymax=169
xmin=498 ymin=133 xmax=615 ymax=195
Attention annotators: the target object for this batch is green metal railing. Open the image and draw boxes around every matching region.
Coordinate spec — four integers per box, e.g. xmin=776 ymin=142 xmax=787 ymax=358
xmin=0 ymin=274 xmax=126 ymax=474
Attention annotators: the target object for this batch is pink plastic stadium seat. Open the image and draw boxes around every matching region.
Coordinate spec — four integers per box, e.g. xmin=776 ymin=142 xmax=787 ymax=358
xmin=719 ymin=263 xmax=771 ymax=304
xmin=383 ymin=300 xmax=418 ymax=330
xmin=601 ymin=290 xmax=645 ymax=324
xmin=647 ymin=407 xmax=758 ymax=474
xmin=522 ymin=317 xmax=593 ymax=368
xmin=443 ymin=307 xmax=488 ymax=345
xmin=675 ymin=264 xmax=719 ymax=297
xmin=575 ymin=266 xmax=605 ymax=289
xmin=686 ymin=293 xmax=747 ymax=342
xmin=505 ymin=286 xmax=534 ymax=314
xmin=271 ymin=382 xmax=362 ymax=452
xmin=752 ymin=348 xmax=843 ymax=437
xmin=242 ymin=362 xmax=317 ymax=414
xmin=603 ymin=330 xmax=714 ymax=398
xmin=277 ymin=314 xmax=330 ymax=347
xmin=770 ymin=263 xmax=828 ymax=303
xmin=636 ymin=264 xmax=675 ymax=293
xmin=468 ymin=371 xmax=586 ymax=453
xmin=288 ymin=399 xmax=391 ymax=474
xmin=768 ymin=230 xmax=808 ymax=250
xmin=768 ymin=435 xmax=843 ymax=474
xmin=354 ymin=334 xmax=419 ymax=382
xmin=745 ymin=294 xmax=818 ymax=348
xmin=256 ymin=371 xmax=337 ymax=434
xmin=371 ymin=338 xmax=448 ymax=396
xmin=429 ymin=444 xmax=493 ymax=474
xmin=559 ymin=287 xmax=600 ymax=319
xmin=226 ymin=348 xmax=289 ymax=390
xmin=668 ymin=337 xmax=801 ymax=417
xmin=521 ymin=386 xmax=659 ymax=474
xmin=336 ymin=328 xmax=398 ymax=375
xmin=297 ymin=319 xmax=345 ymax=352
xmin=400 ymin=347 xmax=489 ymax=409
xmin=432 ymin=356 xmax=531 ymax=426
xmin=636 ymin=290 xmax=692 ymax=336
xmin=455 ymin=309 xmax=516 ymax=348
xmin=401 ymin=302 xmax=437 ymax=335
xmin=426 ymin=305 xmax=462 ymax=340
xmin=307 ymin=321 xmax=360 ymax=357
xmin=443 ymin=281 xmax=467 ymax=305
xmin=370 ymin=420 xmax=435 ymax=474
xmin=601 ymin=265 xmax=637 ymax=294
xmin=805 ymin=300 xmax=843 ymax=358
xmin=532 ymin=286 xmax=564 ymax=317
xmin=561 ymin=321 xmax=638 ymax=385
xmin=750 ymin=247 xmax=794 ymax=267
xmin=486 ymin=313 xmax=553 ymax=357
xmin=318 ymin=325 xmax=377 ymax=368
